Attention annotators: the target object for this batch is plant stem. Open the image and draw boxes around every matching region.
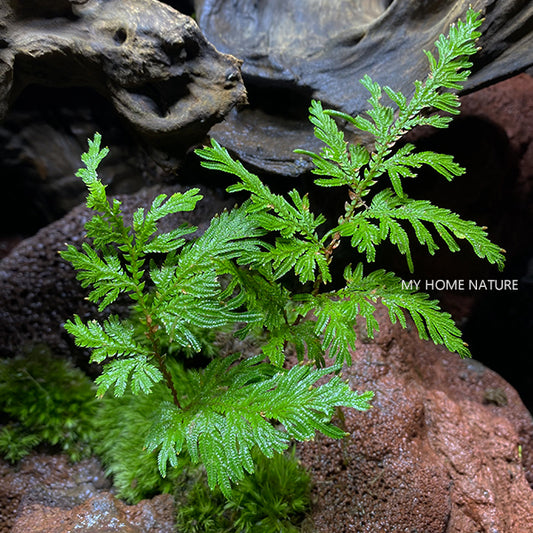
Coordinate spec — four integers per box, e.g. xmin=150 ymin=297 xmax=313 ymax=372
xmin=145 ymin=314 xmax=182 ymax=409
xmin=156 ymin=351 xmax=182 ymax=409
xmin=311 ymin=186 xmax=366 ymax=295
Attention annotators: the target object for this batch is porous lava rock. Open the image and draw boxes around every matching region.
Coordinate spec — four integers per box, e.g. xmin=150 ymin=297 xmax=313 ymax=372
xmin=0 ymin=184 xmax=230 ymax=359
xmin=460 ymin=73 xmax=533 ymax=215
xmin=0 ymin=0 xmax=246 ymax=155
xmin=0 ymin=454 xmax=174 ymax=533
xmin=195 ymin=0 xmax=533 ymax=175
xmin=296 ymin=304 xmax=533 ymax=532
xmin=12 ymin=492 xmax=174 ymax=533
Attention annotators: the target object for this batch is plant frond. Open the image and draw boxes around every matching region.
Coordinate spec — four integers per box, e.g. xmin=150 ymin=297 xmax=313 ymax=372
xmin=76 ymin=133 xmax=110 ymax=212
xmin=146 ymin=356 xmax=373 ymax=496
xmin=360 ymin=190 xmax=505 ymax=271
xmin=295 ymin=103 xmax=371 ymax=189
xmin=343 ymin=264 xmax=470 ymax=357
xmin=381 ymin=144 xmax=464 ymax=197
xmin=95 ymin=356 xmax=163 ymax=397
xmin=133 ymin=189 xmax=202 ymax=248
xmin=61 ymin=243 xmax=136 ymax=310
xmin=197 ymin=141 xmax=329 ymax=271
xmin=64 ymin=315 xmax=152 ymax=364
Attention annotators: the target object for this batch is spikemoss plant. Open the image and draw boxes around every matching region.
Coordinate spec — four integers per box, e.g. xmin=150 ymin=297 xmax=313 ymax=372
xmin=96 ymin=364 xmax=314 ymax=530
xmin=61 ymin=9 xmax=503 ymax=497
xmin=0 ymin=345 xmax=97 ymax=462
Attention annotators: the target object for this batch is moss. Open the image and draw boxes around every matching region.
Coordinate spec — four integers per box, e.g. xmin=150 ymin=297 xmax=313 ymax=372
xmin=94 ymin=379 xmax=185 ymax=503
xmin=175 ymin=447 xmax=313 ymax=532
xmin=0 ymin=344 xmax=97 ymax=462
xmin=0 ymin=426 xmax=41 ymax=463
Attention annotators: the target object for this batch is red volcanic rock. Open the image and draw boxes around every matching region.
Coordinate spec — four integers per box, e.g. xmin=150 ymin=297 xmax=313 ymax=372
xmin=0 ymin=454 xmax=174 ymax=533
xmin=297 ymin=305 xmax=533 ymax=532
xmin=12 ymin=492 xmax=174 ymax=533
xmin=460 ymin=73 xmax=533 ymax=195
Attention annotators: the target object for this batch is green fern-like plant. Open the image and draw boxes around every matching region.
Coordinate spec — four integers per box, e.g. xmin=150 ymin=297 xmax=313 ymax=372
xmin=61 ymin=8 xmax=502 ymax=497
xmin=61 ymin=136 xmax=372 ymax=496
xmin=196 ymin=8 xmax=502 ymax=367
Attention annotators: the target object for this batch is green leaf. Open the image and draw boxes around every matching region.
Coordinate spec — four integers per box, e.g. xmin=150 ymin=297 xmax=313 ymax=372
xmin=262 ymin=332 xmax=286 ymax=368
xmin=133 ymin=189 xmax=202 ymax=247
xmin=77 ymin=135 xmax=111 ymax=213
xmin=142 ymin=225 xmax=197 ymax=254
xmin=343 ymin=264 xmax=471 ymax=357
xmin=361 ymin=190 xmax=505 ymax=271
xmin=95 ymin=356 xmax=163 ymax=397
xmin=65 ymin=315 xmax=151 ymax=364
xmin=61 ymin=13 xmax=495 ymax=508
xmin=383 ymin=85 xmax=407 ymax=111
xmin=146 ymin=356 xmax=373 ymax=496
xmin=179 ymin=206 xmax=265 ymax=269
xmin=61 ymin=243 xmax=136 ymax=311
xmin=84 ymin=214 xmax=126 ymax=249
xmin=381 ymin=144 xmax=465 ymax=198
xmin=296 ymin=295 xmax=361 ymax=366
xmin=335 ymin=217 xmax=382 ymax=263
xmin=294 ymin=103 xmax=371 ymax=189
xmin=221 ymin=262 xmax=290 ymax=334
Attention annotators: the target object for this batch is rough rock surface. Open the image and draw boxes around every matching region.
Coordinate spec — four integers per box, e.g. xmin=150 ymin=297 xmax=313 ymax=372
xmin=0 ymin=454 xmax=174 ymax=533
xmin=0 ymin=184 xmax=231 ymax=359
xmin=195 ymin=0 xmax=533 ymax=175
xmin=0 ymin=0 xmax=246 ymax=154
xmin=460 ymin=73 xmax=533 ymax=214
xmin=296 ymin=304 xmax=533 ymax=533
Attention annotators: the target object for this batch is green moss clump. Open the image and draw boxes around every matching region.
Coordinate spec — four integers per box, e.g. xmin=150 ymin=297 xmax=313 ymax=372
xmin=0 ymin=426 xmax=41 ymax=463
xmin=0 ymin=345 xmax=97 ymax=462
xmin=94 ymin=379 xmax=185 ymax=503
xmin=175 ymin=448 xmax=312 ymax=532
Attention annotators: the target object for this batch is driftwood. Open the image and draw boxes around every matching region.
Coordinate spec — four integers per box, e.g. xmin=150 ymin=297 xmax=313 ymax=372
xmin=196 ymin=0 xmax=533 ymax=175
xmin=0 ymin=0 xmax=246 ymax=153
